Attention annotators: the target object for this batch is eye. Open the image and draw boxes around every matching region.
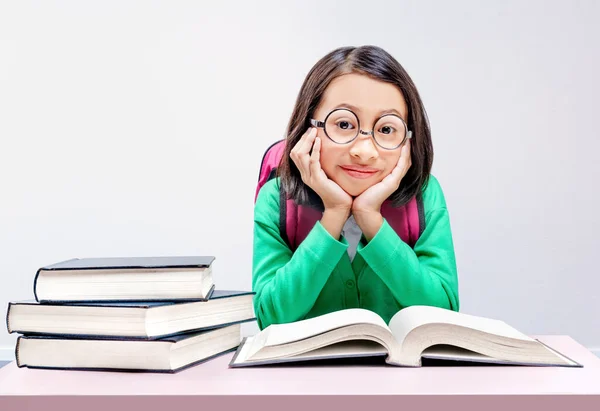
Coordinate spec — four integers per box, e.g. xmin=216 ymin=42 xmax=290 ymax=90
xmin=379 ymin=125 xmax=397 ymax=135
xmin=336 ymin=120 xmax=356 ymax=130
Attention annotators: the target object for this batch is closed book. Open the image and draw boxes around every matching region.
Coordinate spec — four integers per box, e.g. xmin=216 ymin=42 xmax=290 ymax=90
xmin=33 ymin=256 xmax=215 ymax=303
xmin=230 ymin=306 xmax=583 ymax=368
xmin=16 ymin=324 xmax=241 ymax=373
xmin=7 ymin=290 xmax=255 ymax=339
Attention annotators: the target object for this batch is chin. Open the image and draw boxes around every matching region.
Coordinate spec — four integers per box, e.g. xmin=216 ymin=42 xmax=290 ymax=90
xmin=329 ymin=171 xmax=379 ymax=197
xmin=339 ymin=182 xmax=371 ymax=197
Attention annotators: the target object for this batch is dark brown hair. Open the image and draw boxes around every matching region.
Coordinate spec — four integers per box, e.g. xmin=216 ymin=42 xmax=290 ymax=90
xmin=277 ymin=45 xmax=433 ymax=208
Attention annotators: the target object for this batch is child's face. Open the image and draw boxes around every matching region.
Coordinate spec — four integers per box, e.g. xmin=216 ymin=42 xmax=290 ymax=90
xmin=313 ymin=73 xmax=409 ymax=197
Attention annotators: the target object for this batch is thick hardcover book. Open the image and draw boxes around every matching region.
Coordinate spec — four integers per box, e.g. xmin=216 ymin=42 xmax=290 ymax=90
xmin=16 ymin=324 xmax=241 ymax=373
xmin=33 ymin=256 xmax=215 ymax=303
xmin=7 ymin=290 xmax=255 ymax=339
xmin=229 ymin=306 xmax=583 ymax=368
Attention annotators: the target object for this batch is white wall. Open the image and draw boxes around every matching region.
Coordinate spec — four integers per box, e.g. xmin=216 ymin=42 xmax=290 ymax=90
xmin=1 ymin=0 xmax=599 ymax=360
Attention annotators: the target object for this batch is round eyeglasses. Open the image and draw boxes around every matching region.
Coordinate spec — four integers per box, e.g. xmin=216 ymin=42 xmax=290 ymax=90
xmin=310 ymin=108 xmax=412 ymax=150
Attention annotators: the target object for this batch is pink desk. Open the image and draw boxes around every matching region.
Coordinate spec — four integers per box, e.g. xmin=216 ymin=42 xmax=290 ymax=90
xmin=1 ymin=335 xmax=599 ymax=410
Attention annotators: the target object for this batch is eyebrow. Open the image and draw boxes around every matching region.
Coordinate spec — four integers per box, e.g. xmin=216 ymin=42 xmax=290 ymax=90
xmin=335 ymin=103 xmax=404 ymax=118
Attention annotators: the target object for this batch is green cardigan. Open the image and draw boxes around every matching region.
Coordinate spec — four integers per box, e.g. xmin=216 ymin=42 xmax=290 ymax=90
xmin=252 ymin=175 xmax=459 ymax=330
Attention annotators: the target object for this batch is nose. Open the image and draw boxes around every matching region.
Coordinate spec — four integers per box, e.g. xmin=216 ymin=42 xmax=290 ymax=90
xmin=349 ymin=134 xmax=378 ymax=162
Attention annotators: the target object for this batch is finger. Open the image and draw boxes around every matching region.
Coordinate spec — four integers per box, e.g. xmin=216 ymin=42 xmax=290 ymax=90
xmin=295 ymin=127 xmax=316 ymax=156
xmin=291 ymin=128 xmax=316 ymax=176
xmin=404 ymin=137 xmax=411 ymax=155
xmin=301 ymin=128 xmax=317 ymax=161
xmin=309 ymin=136 xmax=322 ymax=178
xmin=290 ymin=128 xmax=312 ymax=164
xmin=388 ymin=142 xmax=411 ymax=182
xmin=387 ymin=164 xmax=404 ymax=184
xmin=395 ymin=138 xmax=411 ymax=169
xmin=403 ymin=139 xmax=412 ymax=170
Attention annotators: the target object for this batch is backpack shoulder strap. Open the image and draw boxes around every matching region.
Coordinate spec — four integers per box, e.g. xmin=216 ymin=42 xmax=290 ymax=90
xmin=255 ymin=139 xmax=285 ymax=203
xmin=254 ymin=140 xmax=303 ymax=250
xmin=381 ymin=194 xmax=425 ymax=248
xmin=416 ymin=191 xmax=426 ymax=238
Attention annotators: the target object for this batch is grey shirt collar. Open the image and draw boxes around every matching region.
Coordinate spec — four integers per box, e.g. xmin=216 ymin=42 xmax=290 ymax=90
xmin=342 ymin=214 xmax=363 ymax=262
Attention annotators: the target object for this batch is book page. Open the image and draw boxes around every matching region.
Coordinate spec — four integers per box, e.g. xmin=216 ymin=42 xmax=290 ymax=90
xmin=389 ymin=305 xmax=535 ymax=346
xmin=421 ymin=344 xmax=493 ymax=361
xmin=263 ymin=308 xmax=390 ymax=347
xmin=231 ymin=338 xmax=388 ymax=366
xmin=421 ymin=343 xmax=580 ymax=367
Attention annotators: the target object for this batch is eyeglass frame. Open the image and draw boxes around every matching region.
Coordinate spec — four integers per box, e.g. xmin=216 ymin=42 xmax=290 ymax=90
xmin=310 ymin=108 xmax=412 ymax=150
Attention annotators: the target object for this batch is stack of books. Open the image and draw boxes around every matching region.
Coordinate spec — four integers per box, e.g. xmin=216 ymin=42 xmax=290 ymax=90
xmin=6 ymin=256 xmax=255 ymax=373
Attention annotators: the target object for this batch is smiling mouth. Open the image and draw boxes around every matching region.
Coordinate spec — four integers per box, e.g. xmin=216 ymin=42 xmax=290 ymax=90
xmin=340 ymin=166 xmax=379 ymax=179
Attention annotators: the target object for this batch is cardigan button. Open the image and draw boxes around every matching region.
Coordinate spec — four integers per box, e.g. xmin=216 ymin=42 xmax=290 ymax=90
xmin=345 ymin=280 xmax=355 ymax=288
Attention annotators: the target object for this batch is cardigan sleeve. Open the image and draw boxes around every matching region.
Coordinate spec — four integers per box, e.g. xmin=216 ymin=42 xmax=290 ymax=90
xmin=252 ymin=179 xmax=349 ymax=329
xmin=356 ymin=175 xmax=460 ymax=311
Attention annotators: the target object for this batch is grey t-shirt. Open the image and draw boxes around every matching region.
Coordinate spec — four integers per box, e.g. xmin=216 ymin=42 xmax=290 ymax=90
xmin=342 ymin=214 xmax=363 ymax=262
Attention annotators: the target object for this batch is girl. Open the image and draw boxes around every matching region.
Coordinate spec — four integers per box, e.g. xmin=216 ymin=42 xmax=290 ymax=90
xmin=252 ymin=45 xmax=459 ymax=330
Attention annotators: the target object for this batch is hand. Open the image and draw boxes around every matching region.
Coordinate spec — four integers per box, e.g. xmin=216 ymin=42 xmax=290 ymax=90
xmin=352 ymin=138 xmax=412 ymax=216
xmin=290 ymin=127 xmax=353 ymax=213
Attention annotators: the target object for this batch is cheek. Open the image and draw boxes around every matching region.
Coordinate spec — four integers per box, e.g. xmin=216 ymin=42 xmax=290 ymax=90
xmin=318 ymin=140 xmax=342 ymax=176
xmin=382 ymin=153 xmax=401 ymax=175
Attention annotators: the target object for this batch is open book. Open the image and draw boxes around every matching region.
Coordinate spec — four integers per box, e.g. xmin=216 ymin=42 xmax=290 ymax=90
xmin=229 ymin=306 xmax=582 ymax=368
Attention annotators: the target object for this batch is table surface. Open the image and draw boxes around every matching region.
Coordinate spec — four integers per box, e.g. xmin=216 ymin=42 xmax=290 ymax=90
xmin=1 ymin=335 xmax=599 ymax=395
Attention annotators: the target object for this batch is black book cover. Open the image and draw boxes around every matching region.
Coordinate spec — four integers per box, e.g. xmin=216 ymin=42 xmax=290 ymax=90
xmin=33 ymin=256 xmax=216 ymax=302
xmin=39 ymin=256 xmax=215 ymax=271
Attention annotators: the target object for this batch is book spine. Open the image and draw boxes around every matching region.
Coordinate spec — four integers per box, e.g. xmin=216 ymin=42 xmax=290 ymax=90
xmin=33 ymin=268 xmax=43 ymax=302
xmin=15 ymin=336 xmax=23 ymax=367
xmin=5 ymin=302 xmax=13 ymax=333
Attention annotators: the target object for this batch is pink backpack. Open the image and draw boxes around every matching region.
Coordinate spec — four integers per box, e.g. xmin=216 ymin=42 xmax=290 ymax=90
xmin=255 ymin=140 xmax=424 ymax=251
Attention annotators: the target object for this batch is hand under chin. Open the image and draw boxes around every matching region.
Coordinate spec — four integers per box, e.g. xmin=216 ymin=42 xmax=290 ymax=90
xmin=339 ymin=174 xmax=390 ymax=198
xmin=341 ymin=183 xmax=370 ymax=198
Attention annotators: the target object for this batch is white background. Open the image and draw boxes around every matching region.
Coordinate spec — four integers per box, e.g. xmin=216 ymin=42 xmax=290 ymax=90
xmin=1 ymin=0 xmax=599 ymax=360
